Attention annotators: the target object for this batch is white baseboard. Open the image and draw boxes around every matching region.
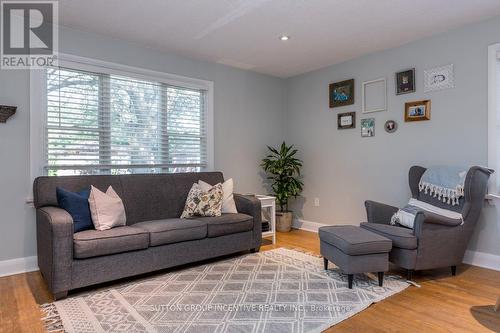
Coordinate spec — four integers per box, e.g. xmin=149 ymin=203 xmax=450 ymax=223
xmin=0 ymin=256 xmax=38 ymax=278
xmin=292 ymin=218 xmax=328 ymax=232
xmin=463 ymin=250 xmax=500 ymax=271
xmin=293 ymin=218 xmax=500 ymax=271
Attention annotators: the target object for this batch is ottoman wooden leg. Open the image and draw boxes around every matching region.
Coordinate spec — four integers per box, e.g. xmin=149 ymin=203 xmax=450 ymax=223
xmin=377 ymin=272 xmax=384 ymax=287
xmin=348 ymin=274 xmax=353 ymax=289
xmin=323 ymin=257 xmax=328 ymax=270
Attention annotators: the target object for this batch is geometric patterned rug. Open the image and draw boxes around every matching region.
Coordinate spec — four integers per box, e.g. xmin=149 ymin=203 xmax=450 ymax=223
xmin=41 ymin=248 xmax=409 ymax=333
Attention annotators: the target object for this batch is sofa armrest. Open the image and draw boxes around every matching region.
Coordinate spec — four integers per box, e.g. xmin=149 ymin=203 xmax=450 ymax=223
xmin=234 ymin=194 xmax=262 ymax=249
xmin=36 ymin=206 xmax=74 ymax=294
xmin=364 ymin=200 xmax=398 ymax=225
xmin=413 ymin=211 xmax=463 ymax=238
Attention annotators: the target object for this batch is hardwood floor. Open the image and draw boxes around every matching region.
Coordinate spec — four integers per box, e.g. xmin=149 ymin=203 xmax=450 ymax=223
xmin=1 ymin=229 xmax=499 ymax=332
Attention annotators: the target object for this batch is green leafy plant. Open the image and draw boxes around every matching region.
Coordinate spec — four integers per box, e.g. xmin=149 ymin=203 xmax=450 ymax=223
xmin=261 ymin=142 xmax=303 ymax=212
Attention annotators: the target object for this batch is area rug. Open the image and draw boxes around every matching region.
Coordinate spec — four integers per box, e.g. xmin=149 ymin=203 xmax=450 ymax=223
xmin=41 ymin=248 xmax=409 ymax=333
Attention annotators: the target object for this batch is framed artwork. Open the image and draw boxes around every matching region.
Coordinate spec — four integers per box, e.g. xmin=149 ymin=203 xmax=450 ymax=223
xmin=337 ymin=112 xmax=355 ymax=129
xmin=329 ymin=79 xmax=354 ymax=108
xmin=405 ymin=100 xmax=431 ymax=122
xmin=395 ymin=68 xmax=415 ymax=95
xmin=361 ymin=118 xmax=375 ymax=137
xmin=384 ymin=120 xmax=397 ymax=133
xmin=362 ymin=77 xmax=386 ymax=113
xmin=424 ymin=64 xmax=454 ymax=92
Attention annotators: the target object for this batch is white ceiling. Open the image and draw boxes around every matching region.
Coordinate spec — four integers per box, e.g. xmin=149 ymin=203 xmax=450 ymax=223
xmin=59 ymin=0 xmax=500 ymax=78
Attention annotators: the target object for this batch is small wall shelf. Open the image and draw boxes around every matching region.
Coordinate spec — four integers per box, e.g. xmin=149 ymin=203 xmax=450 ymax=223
xmin=0 ymin=105 xmax=16 ymax=123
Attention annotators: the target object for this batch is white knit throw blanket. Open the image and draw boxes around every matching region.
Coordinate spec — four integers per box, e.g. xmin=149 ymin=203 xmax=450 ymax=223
xmin=418 ymin=166 xmax=467 ymax=206
xmin=390 ymin=198 xmax=463 ymax=229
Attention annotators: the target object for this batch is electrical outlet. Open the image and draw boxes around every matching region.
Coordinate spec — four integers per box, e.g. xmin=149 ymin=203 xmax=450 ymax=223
xmin=314 ymin=197 xmax=320 ymax=207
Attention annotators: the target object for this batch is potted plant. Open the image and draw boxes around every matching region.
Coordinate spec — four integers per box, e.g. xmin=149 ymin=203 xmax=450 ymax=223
xmin=261 ymin=142 xmax=303 ymax=232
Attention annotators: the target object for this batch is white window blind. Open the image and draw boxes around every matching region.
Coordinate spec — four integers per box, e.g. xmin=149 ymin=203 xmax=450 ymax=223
xmin=46 ymin=67 xmax=207 ymax=175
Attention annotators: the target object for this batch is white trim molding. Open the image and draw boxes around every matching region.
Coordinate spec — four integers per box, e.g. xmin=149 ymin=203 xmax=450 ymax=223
xmin=293 ymin=218 xmax=500 ymax=271
xmin=292 ymin=218 xmax=328 ymax=232
xmin=0 ymin=256 xmax=38 ymax=278
xmin=488 ymin=43 xmax=500 ymax=193
xmin=463 ymin=250 xmax=500 ymax=271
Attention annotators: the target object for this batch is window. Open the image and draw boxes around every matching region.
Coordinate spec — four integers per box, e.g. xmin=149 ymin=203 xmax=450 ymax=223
xmin=32 ymin=55 xmax=213 ymax=177
xmin=488 ymin=43 xmax=500 ymax=192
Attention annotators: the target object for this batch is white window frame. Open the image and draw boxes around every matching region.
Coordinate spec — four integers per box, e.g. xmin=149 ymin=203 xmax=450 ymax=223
xmin=30 ymin=53 xmax=214 ymax=182
xmin=487 ymin=43 xmax=500 ymax=194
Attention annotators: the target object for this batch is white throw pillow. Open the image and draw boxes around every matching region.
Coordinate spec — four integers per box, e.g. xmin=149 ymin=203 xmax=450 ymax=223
xmin=88 ymin=185 xmax=126 ymax=230
xmin=198 ymin=178 xmax=238 ymax=214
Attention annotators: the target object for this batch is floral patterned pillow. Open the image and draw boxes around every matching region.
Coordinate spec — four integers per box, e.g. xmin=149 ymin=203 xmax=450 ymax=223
xmin=180 ymin=183 xmax=224 ymax=218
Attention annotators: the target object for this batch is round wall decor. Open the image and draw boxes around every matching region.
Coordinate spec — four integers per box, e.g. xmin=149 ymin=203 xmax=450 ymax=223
xmin=384 ymin=120 xmax=397 ymax=133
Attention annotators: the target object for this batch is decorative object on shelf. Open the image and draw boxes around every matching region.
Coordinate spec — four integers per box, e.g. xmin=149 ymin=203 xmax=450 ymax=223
xmin=424 ymin=64 xmax=454 ymax=92
xmin=362 ymin=77 xmax=386 ymax=113
xmin=329 ymin=79 xmax=354 ymax=108
xmin=261 ymin=142 xmax=303 ymax=232
xmin=384 ymin=120 xmax=398 ymax=133
xmin=405 ymin=100 xmax=431 ymax=122
xmin=337 ymin=112 xmax=356 ymax=129
xmin=0 ymin=105 xmax=16 ymax=123
xmin=395 ymin=68 xmax=415 ymax=95
xmin=361 ymin=118 xmax=375 ymax=137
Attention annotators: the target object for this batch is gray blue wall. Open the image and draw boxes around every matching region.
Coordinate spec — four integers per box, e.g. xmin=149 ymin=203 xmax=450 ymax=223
xmin=0 ymin=26 xmax=286 ymax=261
xmin=286 ymin=16 xmax=500 ymax=256
xmin=2 ymin=15 xmax=500 ymax=263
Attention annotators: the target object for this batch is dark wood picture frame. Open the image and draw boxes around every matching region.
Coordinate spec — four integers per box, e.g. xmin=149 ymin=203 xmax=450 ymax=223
xmin=337 ymin=112 xmax=356 ymax=129
xmin=395 ymin=68 xmax=415 ymax=95
xmin=405 ymin=100 xmax=431 ymax=122
xmin=329 ymin=79 xmax=354 ymax=108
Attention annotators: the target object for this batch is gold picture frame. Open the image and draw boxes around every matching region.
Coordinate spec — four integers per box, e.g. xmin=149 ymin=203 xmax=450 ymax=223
xmin=405 ymin=100 xmax=431 ymax=122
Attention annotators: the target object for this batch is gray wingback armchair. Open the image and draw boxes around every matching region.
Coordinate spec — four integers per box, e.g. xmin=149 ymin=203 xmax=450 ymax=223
xmin=361 ymin=165 xmax=493 ymax=280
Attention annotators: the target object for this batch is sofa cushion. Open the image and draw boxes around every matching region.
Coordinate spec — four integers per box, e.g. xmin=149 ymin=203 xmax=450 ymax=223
xmin=73 ymin=226 xmax=149 ymax=259
xmin=88 ymin=185 xmax=127 ymax=230
xmin=134 ymin=219 xmax=207 ymax=246
xmin=360 ymin=222 xmax=417 ymax=250
xmin=199 ymin=178 xmax=238 ymax=213
xmin=318 ymin=225 xmax=392 ymax=255
xmin=180 ymin=183 xmax=224 ymax=218
xmin=197 ymin=213 xmax=253 ymax=238
xmin=56 ymin=187 xmax=93 ymax=233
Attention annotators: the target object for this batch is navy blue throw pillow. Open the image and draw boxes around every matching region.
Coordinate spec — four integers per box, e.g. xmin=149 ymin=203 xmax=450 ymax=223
xmin=56 ymin=187 xmax=93 ymax=233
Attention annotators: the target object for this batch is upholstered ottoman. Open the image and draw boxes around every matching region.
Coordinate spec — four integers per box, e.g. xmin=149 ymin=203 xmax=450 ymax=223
xmin=319 ymin=225 xmax=392 ymax=289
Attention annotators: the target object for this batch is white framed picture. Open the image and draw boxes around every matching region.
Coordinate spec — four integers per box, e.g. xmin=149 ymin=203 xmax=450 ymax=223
xmin=424 ymin=64 xmax=454 ymax=92
xmin=362 ymin=77 xmax=386 ymax=113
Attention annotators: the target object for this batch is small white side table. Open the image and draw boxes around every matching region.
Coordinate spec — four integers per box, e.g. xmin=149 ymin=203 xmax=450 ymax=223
xmin=256 ymin=195 xmax=276 ymax=244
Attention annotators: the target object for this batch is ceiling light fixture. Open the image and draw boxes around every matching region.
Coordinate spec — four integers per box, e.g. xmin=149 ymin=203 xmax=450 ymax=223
xmin=279 ymin=35 xmax=290 ymax=41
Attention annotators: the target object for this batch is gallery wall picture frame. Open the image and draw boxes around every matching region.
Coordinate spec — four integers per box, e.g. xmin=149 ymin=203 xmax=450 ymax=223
xmin=362 ymin=77 xmax=386 ymax=113
xmin=395 ymin=68 xmax=415 ymax=95
xmin=424 ymin=64 xmax=454 ymax=92
xmin=361 ymin=118 xmax=375 ymax=137
xmin=337 ymin=112 xmax=356 ymax=129
xmin=405 ymin=100 xmax=431 ymax=122
xmin=384 ymin=120 xmax=397 ymax=133
xmin=329 ymin=79 xmax=354 ymax=108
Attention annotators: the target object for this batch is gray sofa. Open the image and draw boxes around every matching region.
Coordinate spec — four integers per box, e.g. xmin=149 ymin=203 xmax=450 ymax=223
xmin=361 ymin=165 xmax=492 ymax=279
xmin=33 ymin=172 xmax=262 ymax=299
